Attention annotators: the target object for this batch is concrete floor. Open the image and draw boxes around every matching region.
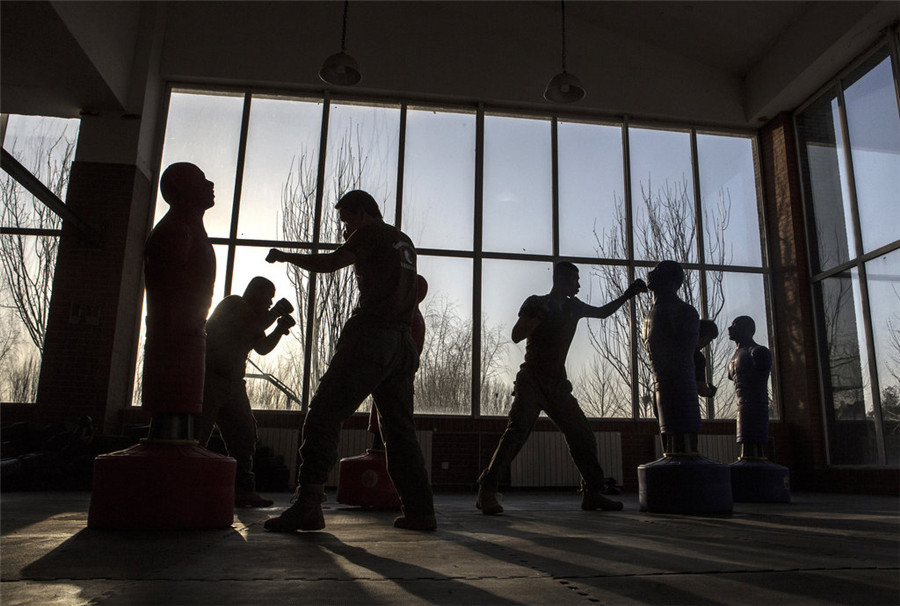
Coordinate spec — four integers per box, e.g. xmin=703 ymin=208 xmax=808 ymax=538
xmin=1 ymin=489 xmax=898 ymax=605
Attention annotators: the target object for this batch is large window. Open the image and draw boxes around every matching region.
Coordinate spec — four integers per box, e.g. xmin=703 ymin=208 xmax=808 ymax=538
xmin=796 ymin=39 xmax=900 ymax=466
xmin=1 ymin=114 xmax=80 ymax=403
xmin=137 ymin=89 xmax=769 ymax=419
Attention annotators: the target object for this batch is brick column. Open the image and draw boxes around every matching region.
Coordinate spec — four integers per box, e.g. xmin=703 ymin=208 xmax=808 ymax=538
xmin=36 ymin=137 xmax=153 ymax=433
xmin=758 ymin=112 xmax=826 ymax=487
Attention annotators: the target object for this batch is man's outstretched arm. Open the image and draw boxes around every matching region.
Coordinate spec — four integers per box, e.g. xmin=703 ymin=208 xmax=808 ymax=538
xmin=583 ymin=279 xmax=647 ymax=319
xmin=266 ymin=248 xmax=356 ymax=273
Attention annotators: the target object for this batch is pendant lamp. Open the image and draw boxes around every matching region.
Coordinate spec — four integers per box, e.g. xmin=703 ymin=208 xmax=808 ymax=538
xmin=544 ymin=0 xmax=585 ymax=103
xmin=319 ymin=0 xmax=361 ymax=86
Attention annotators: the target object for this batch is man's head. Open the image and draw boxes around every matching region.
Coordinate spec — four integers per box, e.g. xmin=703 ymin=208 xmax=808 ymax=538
xmin=243 ymin=277 xmax=276 ymax=316
xmin=728 ymin=315 xmax=756 ymax=343
xmin=646 ymin=260 xmax=684 ymax=294
xmin=336 ymin=190 xmax=382 ymax=236
xmin=159 ymin=162 xmax=215 ymax=210
xmin=553 ymin=262 xmax=580 ymax=297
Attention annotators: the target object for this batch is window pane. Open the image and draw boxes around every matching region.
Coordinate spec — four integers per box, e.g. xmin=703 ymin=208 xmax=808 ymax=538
xmin=0 ymin=234 xmax=55 ymax=403
xmin=483 ymin=115 xmax=552 ymax=255
xmin=239 ymin=96 xmax=323 ymax=243
xmin=321 ymin=103 xmax=400 ymax=244
xmin=707 ymin=271 xmax=771 ymax=419
xmin=402 ymin=109 xmax=475 ymax=251
xmin=2 ymin=115 xmax=79 ymax=225
xmin=480 ymin=259 xmax=551 ymax=415
xmin=843 ymin=48 xmax=900 ymax=255
xmin=697 ymin=134 xmax=763 ymax=267
xmin=576 ymin=264 xmax=633 ymax=418
xmin=230 ymin=246 xmax=304 ymax=411
xmin=819 ymin=271 xmax=877 ymax=464
xmin=866 ymin=250 xmax=900 ymax=465
xmin=416 ymin=256 xmax=473 ymax=414
xmin=558 ymin=122 xmax=624 ymax=259
xmin=629 ymin=127 xmax=696 ymax=264
xmin=157 ymin=91 xmax=245 ymax=238
xmin=796 ymin=90 xmax=855 ymax=271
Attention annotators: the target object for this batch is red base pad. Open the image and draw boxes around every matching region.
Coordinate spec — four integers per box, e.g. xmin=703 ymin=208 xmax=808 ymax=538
xmin=336 ymin=450 xmax=401 ymax=509
xmin=88 ymin=442 xmax=236 ymax=530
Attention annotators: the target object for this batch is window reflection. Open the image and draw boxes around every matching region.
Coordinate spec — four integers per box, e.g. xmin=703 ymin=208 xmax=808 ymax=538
xmin=697 ymin=134 xmax=762 ymax=268
xmin=402 ymin=109 xmax=475 ymax=250
xmin=157 ymin=91 xmax=244 ymax=238
xmin=576 ymin=264 xmax=632 ymax=418
xmin=819 ymin=271 xmax=878 ymax=465
xmin=843 ymin=48 xmax=900 ymax=255
xmin=796 ymin=91 xmax=856 ymax=272
xmin=709 ymin=271 xmax=771 ymax=419
xmin=483 ymin=115 xmax=552 ymax=255
xmin=239 ymin=96 xmax=323 ymax=243
xmin=480 ymin=260 xmax=550 ymax=415
xmin=865 ymin=251 xmax=900 ymax=465
xmin=629 ymin=127 xmax=696 ymax=264
xmin=558 ymin=121 xmax=623 ymax=259
xmin=321 ymin=103 xmax=399 ymax=244
xmin=415 ymin=256 xmax=473 ymax=414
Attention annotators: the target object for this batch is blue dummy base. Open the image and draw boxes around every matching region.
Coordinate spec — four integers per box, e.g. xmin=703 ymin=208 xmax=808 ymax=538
xmin=730 ymin=458 xmax=791 ymax=503
xmin=638 ymin=455 xmax=733 ymax=514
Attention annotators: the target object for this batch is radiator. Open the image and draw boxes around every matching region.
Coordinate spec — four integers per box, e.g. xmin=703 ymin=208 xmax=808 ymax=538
xmin=652 ymin=434 xmax=740 ymax=462
xmin=255 ymin=427 xmax=432 ymax=488
xmin=510 ymin=432 xmax=623 ymax=487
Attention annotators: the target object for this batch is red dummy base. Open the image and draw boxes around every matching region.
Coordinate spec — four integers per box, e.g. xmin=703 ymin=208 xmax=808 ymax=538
xmin=88 ymin=441 xmax=235 ymax=530
xmin=336 ymin=449 xmax=402 ymax=509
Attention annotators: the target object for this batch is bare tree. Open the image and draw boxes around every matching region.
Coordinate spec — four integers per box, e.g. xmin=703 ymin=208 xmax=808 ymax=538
xmin=585 ymin=175 xmax=732 ymax=418
xmin=1 ymin=125 xmax=76 ymax=402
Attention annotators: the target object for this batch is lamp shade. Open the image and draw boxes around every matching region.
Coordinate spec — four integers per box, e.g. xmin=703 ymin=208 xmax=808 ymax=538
xmin=543 ymin=70 xmax=585 ymax=103
xmin=319 ymin=51 xmax=361 ymax=86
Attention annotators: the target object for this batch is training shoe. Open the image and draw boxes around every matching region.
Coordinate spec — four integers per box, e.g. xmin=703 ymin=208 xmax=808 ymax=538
xmin=476 ymin=487 xmax=504 ymax=515
xmin=235 ymin=491 xmax=274 ymax=508
xmin=264 ymin=485 xmax=325 ymax=532
xmin=393 ymin=514 xmax=437 ymax=531
xmin=581 ymin=488 xmax=624 ymax=511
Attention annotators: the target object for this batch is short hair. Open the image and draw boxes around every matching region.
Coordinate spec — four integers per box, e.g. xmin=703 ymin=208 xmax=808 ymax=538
xmin=553 ymin=262 xmax=579 ymax=286
xmin=244 ymin=276 xmax=275 ymax=298
xmin=699 ymin=319 xmax=719 ymax=340
xmin=335 ymin=190 xmax=382 ymax=219
xmin=656 ymin=260 xmax=684 ymax=289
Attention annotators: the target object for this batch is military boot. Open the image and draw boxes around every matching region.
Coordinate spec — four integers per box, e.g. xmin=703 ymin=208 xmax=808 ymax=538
xmin=264 ymin=484 xmax=325 ymax=532
xmin=476 ymin=486 xmax=503 ymax=515
xmin=581 ymin=488 xmax=624 ymax=511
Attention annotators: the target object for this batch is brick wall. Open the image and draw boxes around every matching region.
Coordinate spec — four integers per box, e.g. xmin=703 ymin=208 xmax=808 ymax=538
xmin=35 ymin=162 xmax=149 ymax=433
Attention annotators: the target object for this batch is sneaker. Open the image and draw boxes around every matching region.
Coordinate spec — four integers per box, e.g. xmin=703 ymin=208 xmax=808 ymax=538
xmin=393 ymin=514 xmax=437 ymax=531
xmin=264 ymin=485 xmax=325 ymax=532
xmin=581 ymin=488 xmax=624 ymax=511
xmin=476 ymin=487 xmax=503 ymax=515
xmin=235 ymin=492 xmax=274 ymax=508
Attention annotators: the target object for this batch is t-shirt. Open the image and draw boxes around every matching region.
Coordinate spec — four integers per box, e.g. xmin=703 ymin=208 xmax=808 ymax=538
xmin=338 ymin=221 xmax=417 ymax=330
xmin=519 ymin=294 xmax=592 ymax=379
xmin=204 ymin=295 xmax=266 ymax=379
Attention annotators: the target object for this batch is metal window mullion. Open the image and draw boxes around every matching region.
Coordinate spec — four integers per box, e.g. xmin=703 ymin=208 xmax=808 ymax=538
xmin=622 ymin=117 xmax=640 ymax=419
xmin=690 ymin=129 xmax=714 ymax=419
xmin=835 ymin=84 xmax=887 ymax=464
xmin=551 ymin=116 xmax=560 ymax=258
xmin=472 ymin=105 xmax=485 ymax=417
xmin=395 ymin=104 xmax=407 ymax=228
xmin=300 ymin=98 xmax=332 ymax=414
xmin=223 ymin=92 xmax=253 ymax=298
